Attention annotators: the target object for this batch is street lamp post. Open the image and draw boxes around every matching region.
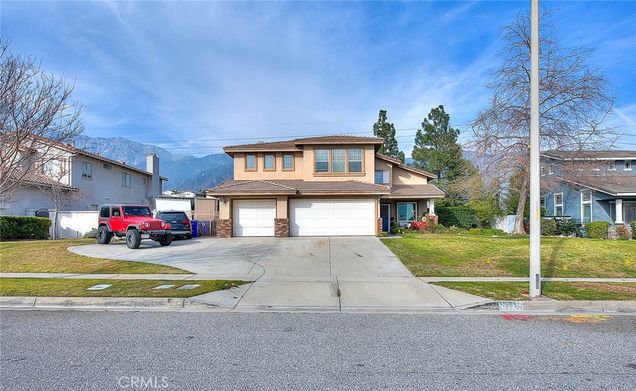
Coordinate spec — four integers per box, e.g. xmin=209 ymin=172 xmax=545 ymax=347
xmin=529 ymin=0 xmax=541 ymax=298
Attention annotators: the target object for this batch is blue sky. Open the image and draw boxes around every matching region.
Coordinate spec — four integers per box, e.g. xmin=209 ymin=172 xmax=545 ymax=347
xmin=2 ymin=1 xmax=635 ymax=156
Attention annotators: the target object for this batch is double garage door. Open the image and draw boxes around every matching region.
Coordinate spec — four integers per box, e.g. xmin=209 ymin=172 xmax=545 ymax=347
xmin=233 ymin=199 xmax=375 ymax=237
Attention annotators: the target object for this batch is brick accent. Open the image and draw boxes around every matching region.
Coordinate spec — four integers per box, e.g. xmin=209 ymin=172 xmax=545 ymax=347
xmin=217 ymin=219 xmax=232 ymax=238
xmin=275 ymin=218 xmax=290 ymax=237
xmin=427 ymin=214 xmax=439 ymax=225
xmin=377 ymin=218 xmax=383 ymax=236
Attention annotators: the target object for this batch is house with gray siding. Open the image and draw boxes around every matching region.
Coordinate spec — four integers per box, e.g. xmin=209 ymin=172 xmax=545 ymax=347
xmin=541 ymin=150 xmax=636 ymax=225
xmin=0 ymin=138 xmax=167 ymax=216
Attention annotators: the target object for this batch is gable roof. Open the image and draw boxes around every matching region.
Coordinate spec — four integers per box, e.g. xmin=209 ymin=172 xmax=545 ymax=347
xmin=542 ymin=150 xmax=636 ymax=161
xmin=18 ymin=171 xmax=78 ymax=191
xmin=208 ymin=179 xmax=390 ymax=195
xmin=375 ymin=153 xmax=437 ymax=179
xmin=557 ymin=174 xmax=636 ymax=196
xmin=223 ymin=135 xmax=384 ymax=154
xmin=386 ymin=184 xmax=445 ymax=199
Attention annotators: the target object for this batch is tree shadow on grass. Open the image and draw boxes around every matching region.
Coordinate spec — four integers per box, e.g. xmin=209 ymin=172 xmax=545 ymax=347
xmin=545 ymin=238 xmax=565 ymax=278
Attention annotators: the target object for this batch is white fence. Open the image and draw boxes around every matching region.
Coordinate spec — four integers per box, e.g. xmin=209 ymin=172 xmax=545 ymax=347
xmin=49 ymin=210 xmax=99 ymax=239
xmin=494 ymin=215 xmax=517 ymax=234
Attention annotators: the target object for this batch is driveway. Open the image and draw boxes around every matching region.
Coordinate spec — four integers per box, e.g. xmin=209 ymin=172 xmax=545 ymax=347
xmin=70 ymin=237 xmax=489 ymax=311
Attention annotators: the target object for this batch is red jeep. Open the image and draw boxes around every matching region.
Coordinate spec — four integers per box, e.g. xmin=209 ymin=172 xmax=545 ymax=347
xmin=97 ymin=204 xmax=173 ymax=249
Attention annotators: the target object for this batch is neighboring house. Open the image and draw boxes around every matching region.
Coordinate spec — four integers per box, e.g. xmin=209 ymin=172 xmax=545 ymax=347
xmin=207 ymin=135 xmax=444 ymax=237
xmin=541 ymin=150 xmax=636 ymax=225
xmin=1 ymin=138 xmax=167 ymax=216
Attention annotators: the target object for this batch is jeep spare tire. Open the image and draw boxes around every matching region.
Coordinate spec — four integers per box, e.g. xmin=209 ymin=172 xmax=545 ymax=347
xmin=97 ymin=225 xmax=112 ymax=244
xmin=158 ymin=234 xmax=173 ymax=246
xmin=126 ymin=229 xmax=142 ymax=249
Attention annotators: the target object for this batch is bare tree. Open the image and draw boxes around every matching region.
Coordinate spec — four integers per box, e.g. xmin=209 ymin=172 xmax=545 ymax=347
xmin=469 ymin=12 xmax=616 ymax=234
xmin=36 ymin=159 xmax=83 ymax=239
xmin=0 ymin=40 xmax=83 ymax=204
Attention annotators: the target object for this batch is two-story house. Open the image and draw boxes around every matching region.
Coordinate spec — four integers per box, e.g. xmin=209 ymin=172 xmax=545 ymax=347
xmin=1 ymin=137 xmax=167 ymax=216
xmin=541 ymin=150 xmax=636 ymax=225
xmin=207 ymin=135 xmax=444 ymax=237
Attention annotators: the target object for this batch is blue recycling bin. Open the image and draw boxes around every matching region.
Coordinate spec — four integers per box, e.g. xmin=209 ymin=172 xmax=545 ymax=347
xmin=191 ymin=220 xmax=199 ymax=237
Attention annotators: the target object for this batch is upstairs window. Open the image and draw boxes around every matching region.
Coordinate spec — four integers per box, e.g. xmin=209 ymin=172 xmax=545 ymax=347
xmin=554 ymin=193 xmax=563 ymax=216
xmin=264 ymin=154 xmax=275 ymax=170
xmin=548 ymin=165 xmax=554 ymax=175
xmin=331 ymin=149 xmax=346 ymax=173
xmin=540 ymin=165 xmax=545 ymax=176
xmin=81 ymin=161 xmax=93 ymax=179
xmin=315 ymin=149 xmax=329 ymax=172
xmin=348 ymin=149 xmax=363 ymax=172
xmin=245 ymin=154 xmax=256 ymax=171
xmin=283 ymin=154 xmax=294 ymax=170
xmin=121 ymin=172 xmax=132 ymax=188
xmin=625 ymin=161 xmax=632 ymax=171
xmin=43 ymin=159 xmax=64 ymax=178
xmin=103 ymin=163 xmax=112 ymax=170
xmin=375 ymin=170 xmax=389 ymax=184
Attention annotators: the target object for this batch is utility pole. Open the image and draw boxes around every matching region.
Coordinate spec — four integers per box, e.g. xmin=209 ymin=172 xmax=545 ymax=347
xmin=529 ymin=0 xmax=541 ymax=298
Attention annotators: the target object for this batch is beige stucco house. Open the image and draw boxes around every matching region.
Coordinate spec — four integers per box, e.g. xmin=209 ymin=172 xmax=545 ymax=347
xmin=207 ymin=135 xmax=444 ymax=237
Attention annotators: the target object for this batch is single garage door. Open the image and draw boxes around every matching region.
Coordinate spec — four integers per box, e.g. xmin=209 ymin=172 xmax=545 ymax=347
xmin=290 ymin=199 xmax=375 ymax=236
xmin=233 ymin=200 xmax=276 ymax=237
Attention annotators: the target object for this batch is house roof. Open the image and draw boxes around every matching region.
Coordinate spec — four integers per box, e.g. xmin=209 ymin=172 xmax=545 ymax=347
xmin=223 ymin=135 xmax=384 ymax=154
xmin=385 ymin=184 xmax=445 ymax=199
xmin=30 ymin=135 xmax=167 ymax=179
xmin=558 ymin=174 xmax=636 ymax=196
xmin=18 ymin=171 xmax=78 ymax=191
xmin=208 ymin=179 xmax=390 ymax=196
xmin=375 ymin=153 xmax=437 ymax=179
xmin=542 ymin=150 xmax=636 ymax=161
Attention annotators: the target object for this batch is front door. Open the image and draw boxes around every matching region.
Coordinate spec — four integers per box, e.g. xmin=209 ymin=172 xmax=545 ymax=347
xmin=380 ymin=204 xmax=390 ymax=232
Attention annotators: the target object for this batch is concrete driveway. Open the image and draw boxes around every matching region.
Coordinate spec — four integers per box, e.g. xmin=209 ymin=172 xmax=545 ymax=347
xmin=70 ymin=237 xmax=488 ymax=311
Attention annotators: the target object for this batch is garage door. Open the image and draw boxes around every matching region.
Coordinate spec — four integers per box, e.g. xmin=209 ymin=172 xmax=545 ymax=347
xmin=290 ymin=199 xmax=375 ymax=236
xmin=233 ymin=200 xmax=276 ymax=237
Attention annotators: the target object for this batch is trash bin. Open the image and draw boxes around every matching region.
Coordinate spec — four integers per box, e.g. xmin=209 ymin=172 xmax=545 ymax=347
xmin=201 ymin=221 xmax=209 ymax=236
xmin=191 ymin=220 xmax=199 ymax=237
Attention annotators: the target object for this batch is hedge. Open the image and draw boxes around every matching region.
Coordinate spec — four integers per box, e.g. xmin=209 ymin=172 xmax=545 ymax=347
xmin=541 ymin=218 xmax=579 ymax=237
xmin=437 ymin=206 xmax=477 ymax=229
xmin=585 ymin=221 xmax=609 ymax=239
xmin=632 ymin=221 xmax=636 ymax=240
xmin=0 ymin=216 xmax=51 ymax=241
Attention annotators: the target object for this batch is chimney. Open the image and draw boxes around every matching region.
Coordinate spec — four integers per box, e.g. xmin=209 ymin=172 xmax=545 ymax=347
xmin=146 ymin=154 xmax=161 ymax=205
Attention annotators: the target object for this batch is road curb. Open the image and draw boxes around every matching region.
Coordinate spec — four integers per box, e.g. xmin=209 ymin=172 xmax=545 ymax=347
xmin=1 ymin=296 xmax=635 ymax=314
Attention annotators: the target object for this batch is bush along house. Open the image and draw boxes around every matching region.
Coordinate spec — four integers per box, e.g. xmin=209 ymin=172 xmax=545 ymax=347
xmin=207 ymin=135 xmax=444 ymax=237
xmin=541 ymin=150 xmax=636 ymax=226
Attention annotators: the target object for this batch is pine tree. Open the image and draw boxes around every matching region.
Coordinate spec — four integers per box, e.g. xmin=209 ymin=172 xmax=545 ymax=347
xmin=372 ymin=110 xmax=404 ymax=162
xmin=412 ymin=105 xmax=464 ymax=181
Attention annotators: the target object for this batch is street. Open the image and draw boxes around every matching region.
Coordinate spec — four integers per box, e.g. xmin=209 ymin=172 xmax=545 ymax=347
xmin=1 ymin=311 xmax=635 ymax=390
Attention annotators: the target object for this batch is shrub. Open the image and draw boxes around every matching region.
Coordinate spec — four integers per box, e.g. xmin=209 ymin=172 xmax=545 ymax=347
xmin=541 ymin=219 xmax=558 ymax=236
xmin=615 ymin=225 xmax=631 ymax=240
xmin=410 ymin=221 xmax=429 ymax=231
xmin=632 ymin=221 xmax=636 ymax=240
xmin=437 ymin=206 xmax=478 ymax=229
xmin=83 ymin=228 xmax=98 ymax=238
xmin=585 ymin=221 xmax=609 ymax=239
xmin=0 ymin=216 xmax=51 ymax=241
xmin=556 ymin=218 xmax=579 ymax=236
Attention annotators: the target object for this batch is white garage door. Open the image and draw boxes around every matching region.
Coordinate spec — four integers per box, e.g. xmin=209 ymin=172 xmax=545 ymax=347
xmin=233 ymin=200 xmax=276 ymax=237
xmin=290 ymin=199 xmax=375 ymax=236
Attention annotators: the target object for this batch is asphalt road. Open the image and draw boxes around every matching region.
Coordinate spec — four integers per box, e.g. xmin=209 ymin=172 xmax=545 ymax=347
xmin=1 ymin=311 xmax=635 ymax=390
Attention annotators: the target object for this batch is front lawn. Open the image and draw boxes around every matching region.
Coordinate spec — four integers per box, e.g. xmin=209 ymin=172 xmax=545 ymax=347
xmin=0 ymin=239 xmax=188 ymax=274
xmin=0 ymin=278 xmax=247 ymax=298
xmin=382 ymin=233 xmax=635 ymax=278
xmin=434 ymin=281 xmax=636 ymax=301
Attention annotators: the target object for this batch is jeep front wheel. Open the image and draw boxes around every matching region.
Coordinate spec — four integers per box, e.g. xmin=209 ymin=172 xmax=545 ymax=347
xmin=125 ymin=229 xmax=142 ymax=249
xmin=158 ymin=234 xmax=173 ymax=246
xmin=97 ymin=225 xmax=113 ymax=244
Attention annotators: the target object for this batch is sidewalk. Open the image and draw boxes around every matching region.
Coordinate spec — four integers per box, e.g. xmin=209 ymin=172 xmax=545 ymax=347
xmin=4 ymin=273 xmax=633 ymax=283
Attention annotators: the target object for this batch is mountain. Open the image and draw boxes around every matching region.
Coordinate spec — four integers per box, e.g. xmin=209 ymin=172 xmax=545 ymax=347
xmin=73 ymin=135 xmax=233 ymax=191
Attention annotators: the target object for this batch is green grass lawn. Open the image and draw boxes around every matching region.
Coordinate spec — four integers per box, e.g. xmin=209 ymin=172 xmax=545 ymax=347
xmin=434 ymin=281 xmax=636 ymax=301
xmin=0 ymin=278 xmax=247 ymax=298
xmin=0 ymin=239 xmax=188 ymax=274
xmin=382 ymin=233 xmax=636 ymax=278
